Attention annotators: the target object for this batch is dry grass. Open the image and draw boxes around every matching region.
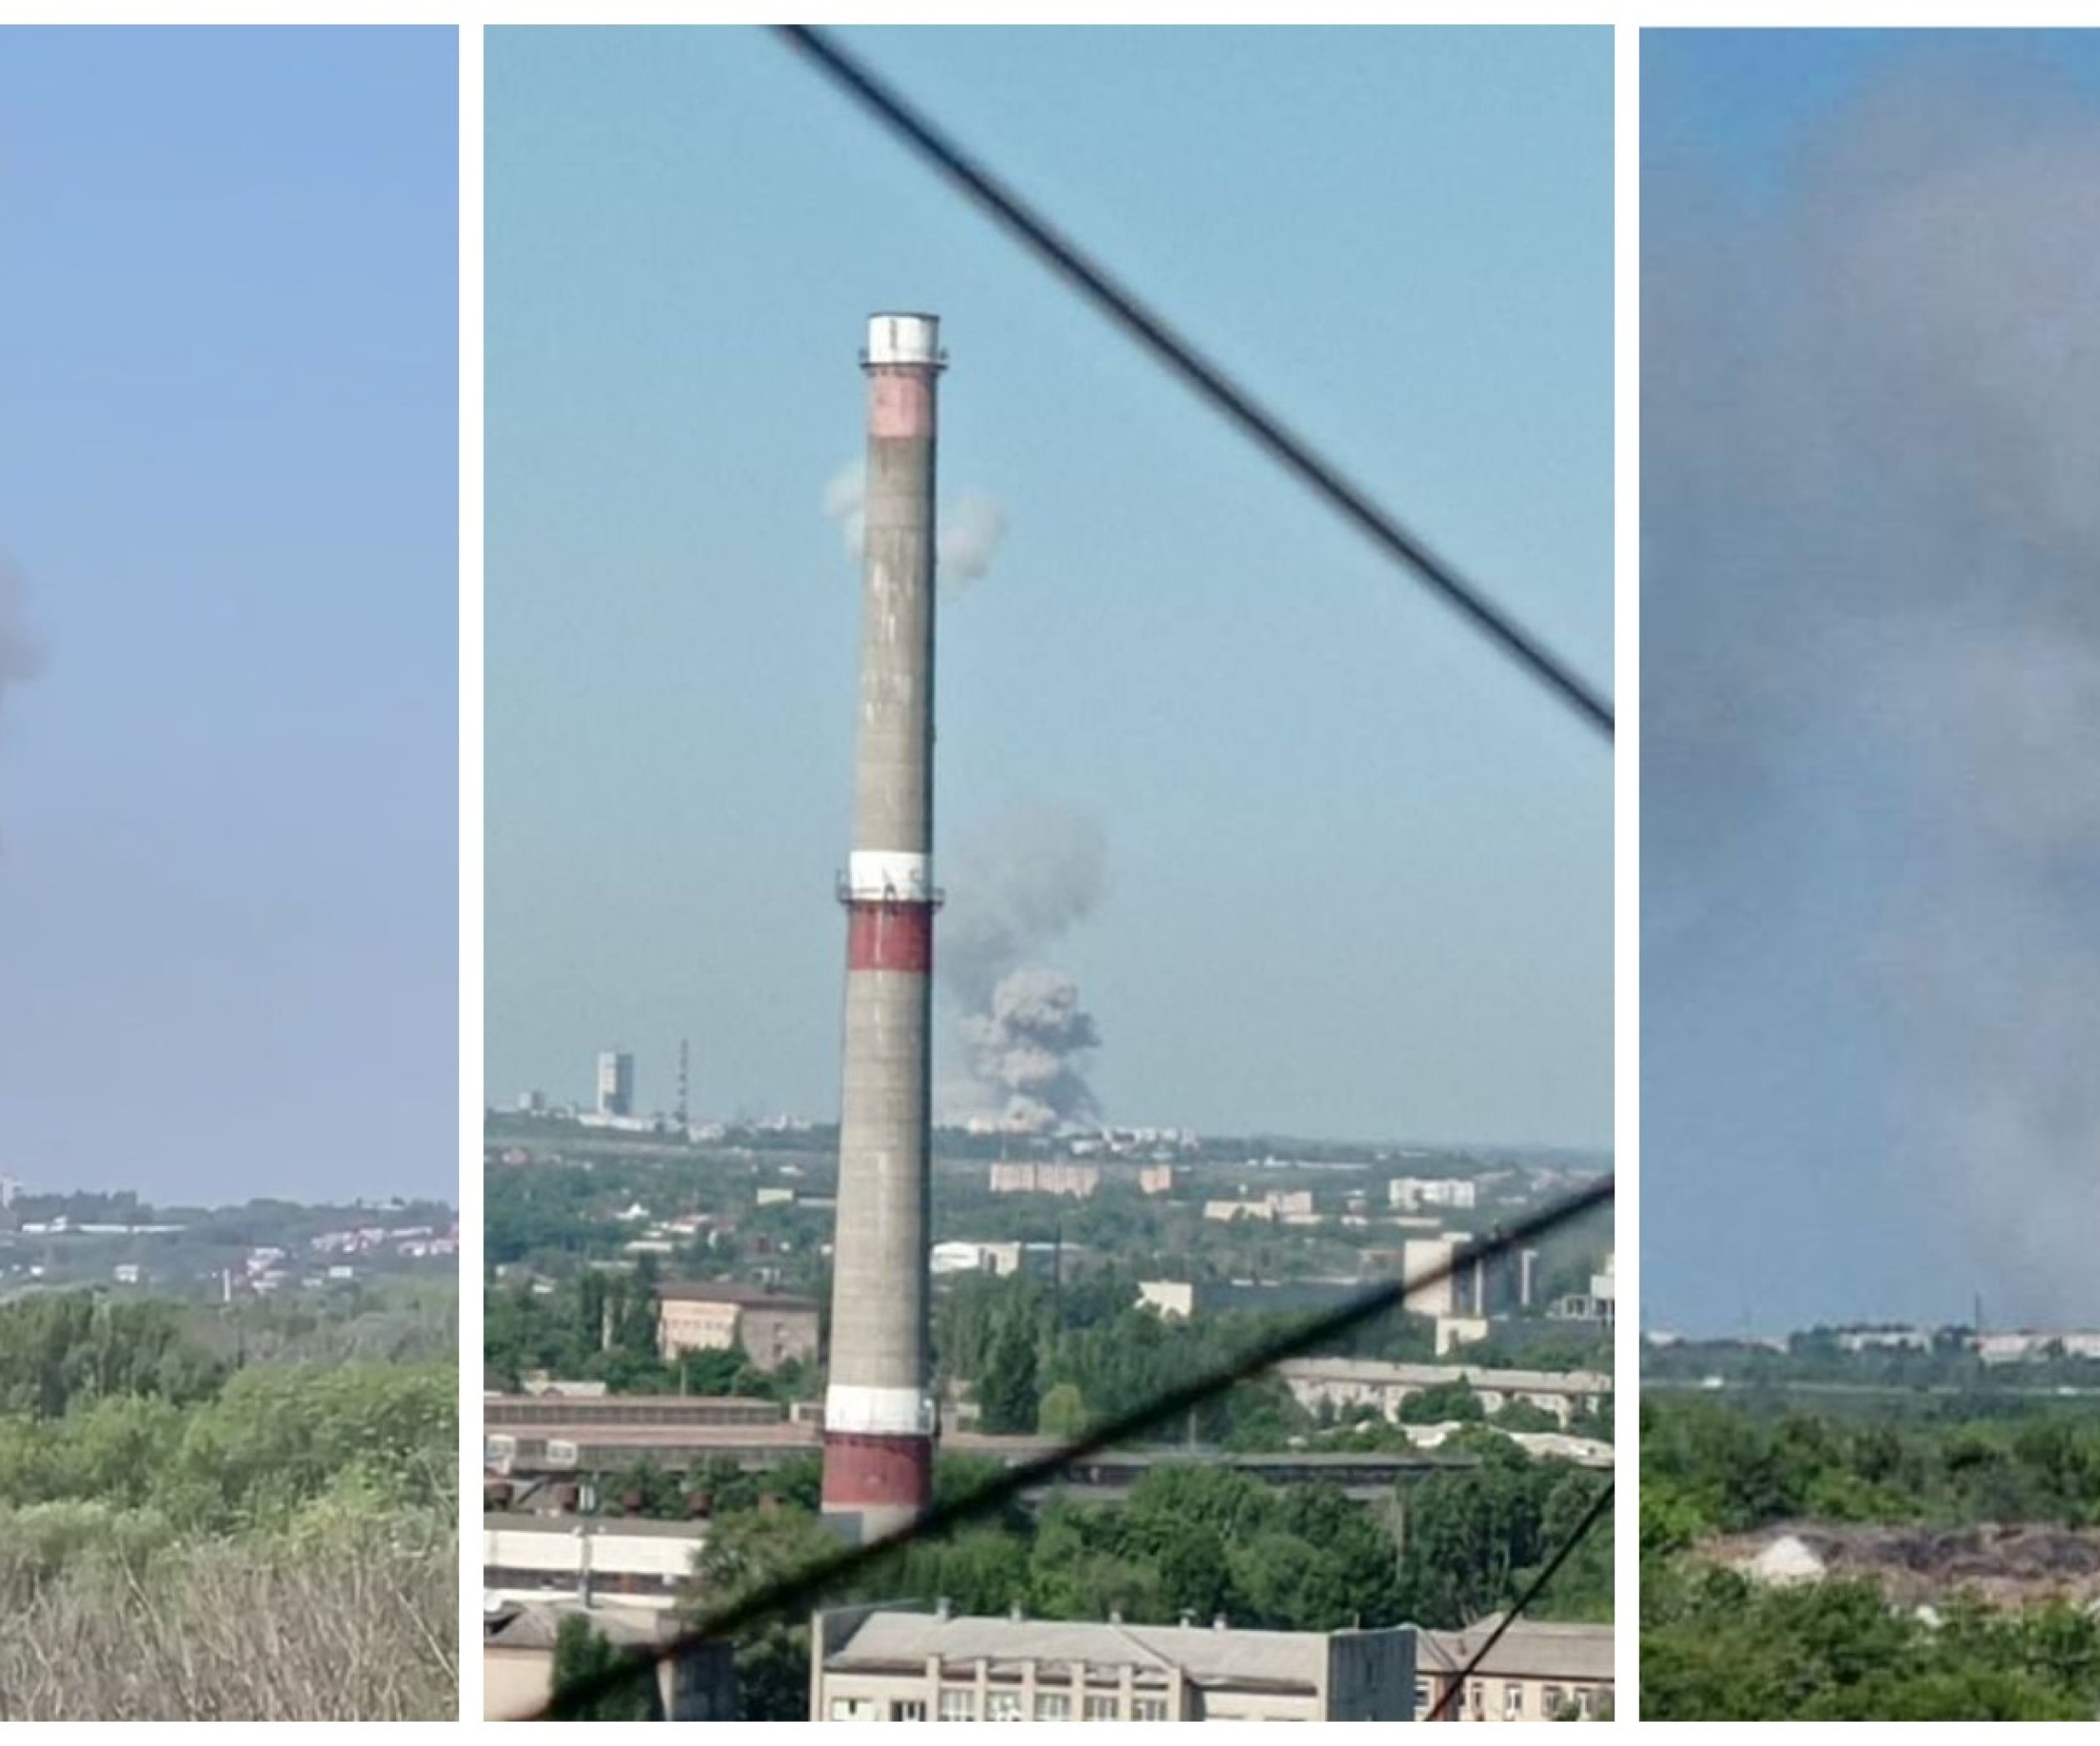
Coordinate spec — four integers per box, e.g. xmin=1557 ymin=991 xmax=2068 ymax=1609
xmin=0 ymin=1531 xmax=457 ymax=1720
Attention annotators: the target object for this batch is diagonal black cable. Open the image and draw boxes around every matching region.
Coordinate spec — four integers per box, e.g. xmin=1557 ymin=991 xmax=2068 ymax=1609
xmin=528 ymin=1172 xmax=1612 ymax=1719
xmin=774 ymin=24 xmax=1613 ymax=743
xmin=1424 ymin=1476 xmax=1615 ymax=1721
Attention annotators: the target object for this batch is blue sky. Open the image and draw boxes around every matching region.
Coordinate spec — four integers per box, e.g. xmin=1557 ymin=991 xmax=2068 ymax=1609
xmin=0 ymin=28 xmax=457 ymax=1205
xmin=1644 ymin=29 xmax=2100 ymax=201
xmin=1644 ymin=31 xmax=2100 ymax=1332
xmin=487 ymin=27 xmax=1612 ymax=1146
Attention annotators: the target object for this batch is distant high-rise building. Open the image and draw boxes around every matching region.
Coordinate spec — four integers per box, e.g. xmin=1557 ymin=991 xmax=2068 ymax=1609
xmin=596 ymin=1050 xmax=635 ymax=1118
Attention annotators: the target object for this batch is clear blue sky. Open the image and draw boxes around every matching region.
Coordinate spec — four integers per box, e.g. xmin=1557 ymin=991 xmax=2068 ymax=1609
xmin=0 ymin=28 xmax=457 ymax=1204
xmin=487 ymin=27 xmax=1612 ymax=1146
xmin=1644 ymin=31 xmax=2100 ymax=1332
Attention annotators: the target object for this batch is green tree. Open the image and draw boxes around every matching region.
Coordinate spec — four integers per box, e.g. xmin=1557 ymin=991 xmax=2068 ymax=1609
xmin=975 ymin=1311 xmax=1041 ymax=1435
xmin=688 ymin=1507 xmax=842 ymax=1721
xmin=1037 ymin=1382 xmax=1087 ymax=1439
xmin=1398 ymin=1380 xmax=1484 ymax=1425
xmin=547 ymin=1614 xmax=663 ymax=1721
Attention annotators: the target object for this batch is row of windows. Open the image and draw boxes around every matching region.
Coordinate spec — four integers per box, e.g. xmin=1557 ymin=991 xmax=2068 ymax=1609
xmin=828 ymin=1690 xmax=1173 ymax=1723
xmin=1413 ymin=1677 xmax=1606 ymax=1722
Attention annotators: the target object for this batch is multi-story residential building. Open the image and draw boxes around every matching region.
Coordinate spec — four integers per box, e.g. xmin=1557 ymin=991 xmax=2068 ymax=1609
xmin=655 ymin=1282 xmax=819 ymax=1372
xmin=986 ymin=1161 xmax=1102 ymax=1199
xmin=595 ymin=1049 xmax=635 ymax=1118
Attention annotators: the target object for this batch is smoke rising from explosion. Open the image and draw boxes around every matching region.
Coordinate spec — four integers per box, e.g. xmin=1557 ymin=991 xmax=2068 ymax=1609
xmin=0 ymin=554 xmax=46 ymax=842
xmin=822 ymin=461 xmax=1010 ymax=590
xmin=1645 ymin=62 xmax=2100 ymax=1322
xmin=0 ymin=556 xmax=43 ymax=723
xmin=940 ymin=807 xmax=1107 ymax=1133
xmin=960 ymin=965 xmax=1101 ymax=1136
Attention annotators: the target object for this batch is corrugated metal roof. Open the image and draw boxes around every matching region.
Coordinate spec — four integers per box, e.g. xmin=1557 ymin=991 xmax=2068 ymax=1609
xmin=485 ymin=1602 xmax=665 ymax=1651
xmin=826 ymin=1612 xmax=1383 ymax=1692
xmin=1416 ymin=1616 xmax=1613 ymax=1682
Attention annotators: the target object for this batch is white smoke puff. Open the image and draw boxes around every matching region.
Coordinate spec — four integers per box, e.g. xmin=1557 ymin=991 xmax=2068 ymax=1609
xmin=820 ymin=460 xmax=1011 ymax=589
xmin=822 ymin=461 xmax=866 ymax=562
xmin=938 ymin=492 xmax=1008 ymax=589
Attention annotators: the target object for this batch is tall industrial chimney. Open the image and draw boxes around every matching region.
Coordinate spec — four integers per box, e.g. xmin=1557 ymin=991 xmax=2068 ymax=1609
xmin=822 ymin=312 xmax=944 ymax=1539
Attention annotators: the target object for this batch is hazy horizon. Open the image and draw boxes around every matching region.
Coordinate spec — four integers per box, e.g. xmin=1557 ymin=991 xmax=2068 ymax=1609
xmin=0 ymin=29 xmax=459 ymax=1206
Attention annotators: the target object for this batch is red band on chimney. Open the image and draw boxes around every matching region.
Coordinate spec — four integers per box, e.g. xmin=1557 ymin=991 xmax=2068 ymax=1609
xmin=868 ymin=372 xmax=935 ymax=440
xmin=821 ymin=1431 xmax=933 ymax=1512
xmin=846 ymin=902 xmax=934 ymax=973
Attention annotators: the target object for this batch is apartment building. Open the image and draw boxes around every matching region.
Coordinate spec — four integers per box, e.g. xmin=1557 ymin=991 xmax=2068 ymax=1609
xmin=655 ymin=1282 xmax=819 ymax=1371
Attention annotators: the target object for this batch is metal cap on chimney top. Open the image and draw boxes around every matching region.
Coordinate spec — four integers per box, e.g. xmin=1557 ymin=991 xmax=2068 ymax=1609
xmin=864 ymin=311 xmax=944 ymax=369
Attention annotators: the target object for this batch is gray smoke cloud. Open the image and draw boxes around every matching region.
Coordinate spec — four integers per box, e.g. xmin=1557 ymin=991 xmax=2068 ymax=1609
xmin=0 ymin=555 xmax=43 ymax=722
xmin=961 ymin=964 xmax=1102 ymax=1136
xmin=821 ymin=460 xmax=1010 ymax=590
xmin=0 ymin=554 xmax=46 ymax=844
xmin=939 ymin=806 xmax=1106 ymax=1133
xmin=1646 ymin=59 xmax=2100 ymax=1322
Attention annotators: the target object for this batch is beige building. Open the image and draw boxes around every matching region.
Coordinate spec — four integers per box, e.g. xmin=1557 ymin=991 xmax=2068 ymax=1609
xmin=986 ymin=1161 xmax=1102 ymax=1199
xmin=1401 ymin=1236 xmax=1465 ymax=1315
xmin=655 ymin=1282 xmax=819 ymax=1371
xmin=482 ymin=1512 xmax=707 ymax=1611
xmin=1136 ymin=1161 xmax=1187 ymax=1196
xmin=810 ymin=1606 xmax=1415 ymax=1723
xmin=1414 ymin=1616 xmax=1613 ymax=1721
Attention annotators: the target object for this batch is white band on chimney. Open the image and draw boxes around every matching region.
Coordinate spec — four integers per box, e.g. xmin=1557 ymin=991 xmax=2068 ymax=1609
xmin=864 ymin=312 xmax=942 ymax=367
xmin=847 ymin=850 xmax=933 ymax=902
xmin=824 ymin=1384 xmax=936 ymax=1437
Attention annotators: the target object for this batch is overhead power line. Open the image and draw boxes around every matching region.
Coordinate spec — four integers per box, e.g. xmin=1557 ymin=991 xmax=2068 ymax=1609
xmin=775 ymin=25 xmax=1613 ymax=743
xmin=530 ymin=1172 xmax=1613 ymax=1719
xmin=1424 ymin=1478 xmax=1616 ymax=1721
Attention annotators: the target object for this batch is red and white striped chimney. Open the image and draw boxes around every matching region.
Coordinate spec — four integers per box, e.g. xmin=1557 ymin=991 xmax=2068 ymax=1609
xmin=821 ymin=313 xmax=945 ymax=1539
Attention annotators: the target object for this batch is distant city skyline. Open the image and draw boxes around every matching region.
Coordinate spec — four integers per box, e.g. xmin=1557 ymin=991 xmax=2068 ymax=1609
xmin=0 ymin=28 xmax=457 ymax=1203
xmin=497 ymin=1040 xmax=1612 ymax=1157
xmin=486 ymin=27 xmax=1613 ymax=1151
